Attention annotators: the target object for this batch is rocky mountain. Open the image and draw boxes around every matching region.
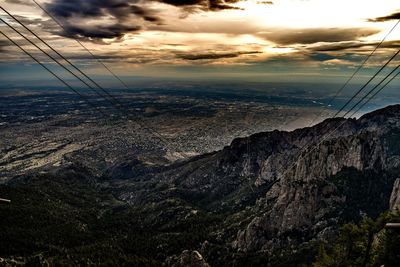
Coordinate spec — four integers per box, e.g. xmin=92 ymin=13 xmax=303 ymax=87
xmin=110 ymin=104 xmax=400 ymax=263
xmin=1 ymin=104 xmax=400 ymax=266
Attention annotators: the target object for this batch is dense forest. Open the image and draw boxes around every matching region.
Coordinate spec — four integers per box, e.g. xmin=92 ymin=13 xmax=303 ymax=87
xmin=0 ymin=169 xmax=399 ymax=266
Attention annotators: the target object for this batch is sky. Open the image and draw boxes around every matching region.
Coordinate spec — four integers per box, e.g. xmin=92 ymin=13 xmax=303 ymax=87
xmin=0 ymin=0 xmax=400 ymax=86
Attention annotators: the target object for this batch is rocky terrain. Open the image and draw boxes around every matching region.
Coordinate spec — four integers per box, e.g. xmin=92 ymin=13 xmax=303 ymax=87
xmin=1 ymin=103 xmax=400 ymax=266
xmin=108 ymin=104 xmax=400 ymax=265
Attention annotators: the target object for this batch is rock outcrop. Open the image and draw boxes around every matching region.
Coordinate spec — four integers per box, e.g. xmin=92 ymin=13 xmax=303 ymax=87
xmin=166 ymin=250 xmax=210 ymax=267
xmin=390 ymin=178 xmax=400 ymax=211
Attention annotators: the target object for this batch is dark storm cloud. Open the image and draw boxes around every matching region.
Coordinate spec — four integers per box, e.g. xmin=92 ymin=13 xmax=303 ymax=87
xmin=44 ymin=0 xmax=244 ymax=40
xmin=4 ymin=0 xmax=34 ymax=6
xmin=177 ymin=51 xmax=261 ymax=60
xmin=206 ymin=0 xmax=242 ymax=11
xmin=45 ymin=0 xmax=160 ymax=40
xmin=381 ymin=40 xmax=400 ymax=49
xmin=63 ymin=24 xmax=142 ymax=40
xmin=0 ymin=40 xmax=10 ymax=52
xmin=257 ymin=1 xmax=273 ymax=5
xmin=311 ymin=40 xmax=400 ymax=52
xmin=312 ymin=41 xmax=375 ymax=52
xmin=47 ymin=0 xmax=160 ymax=20
xmin=368 ymin=11 xmax=400 ymax=22
xmin=158 ymin=0 xmax=242 ymax=11
xmin=259 ymin=28 xmax=380 ymax=45
xmin=65 ymin=51 xmax=159 ymax=64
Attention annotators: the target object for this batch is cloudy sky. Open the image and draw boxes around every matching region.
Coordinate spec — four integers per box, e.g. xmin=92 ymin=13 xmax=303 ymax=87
xmin=0 ymin=0 xmax=400 ymax=85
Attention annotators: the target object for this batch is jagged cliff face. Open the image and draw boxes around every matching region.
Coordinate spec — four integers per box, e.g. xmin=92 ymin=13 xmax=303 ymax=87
xmin=235 ymin=131 xmax=389 ymax=252
xmin=112 ymin=105 xmax=400 ymax=258
xmin=234 ymin=107 xmax=399 ymax=253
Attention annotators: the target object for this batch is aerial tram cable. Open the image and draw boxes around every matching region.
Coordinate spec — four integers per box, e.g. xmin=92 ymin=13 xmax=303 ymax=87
xmin=239 ymin=18 xmax=400 ymax=190
xmin=278 ymin=46 xmax=400 ymax=174
xmin=0 ymin=6 xmax=190 ymax=159
xmin=31 ymin=0 xmax=131 ymax=91
xmin=31 ymin=0 xmax=247 ymax=159
xmin=14 ymin=2 xmax=274 ymax=160
xmin=0 ymin=29 xmax=109 ymax=205
xmin=0 ymin=7 xmax=123 ymax=108
xmin=350 ymin=68 xmax=400 ymax=117
xmin=0 ymin=30 xmax=109 ymax=118
xmin=275 ymin=52 xmax=400 ymax=184
xmin=304 ymin=19 xmax=400 ymax=127
xmin=0 ymin=17 xmax=119 ymax=106
xmin=342 ymin=64 xmax=400 ymax=118
xmin=0 ymin=198 xmax=11 ymax=204
xmin=285 ymin=19 xmax=400 ymax=151
xmin=251 ymin=40 xmax=400 ymax=190
xmin=331 ymin=49 xmax=400 ymax=118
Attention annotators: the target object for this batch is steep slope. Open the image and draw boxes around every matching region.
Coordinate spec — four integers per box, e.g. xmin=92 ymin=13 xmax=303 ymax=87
xmin=111 ymin=104 xmax=400 ymax=263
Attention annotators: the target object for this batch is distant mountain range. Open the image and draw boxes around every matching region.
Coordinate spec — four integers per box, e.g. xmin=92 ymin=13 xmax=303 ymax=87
xmin=1 ymin=104 xmax=400 ymax=266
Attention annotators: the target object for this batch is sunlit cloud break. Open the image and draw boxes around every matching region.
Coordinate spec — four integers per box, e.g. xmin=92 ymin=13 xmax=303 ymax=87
xmin=1 ymin=0 xmax=400 ymax=81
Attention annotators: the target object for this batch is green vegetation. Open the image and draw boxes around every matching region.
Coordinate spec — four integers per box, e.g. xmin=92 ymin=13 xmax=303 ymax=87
xmin=1 ymin=169 xmax=399 ymax=266
xmin=383 ymin=129 xmax=400 ymax=156
xmin=313 ymin=211 xmax=400 ymax=267
xmin=329 ymin=167 xmax=395 ymax=222
xmin=0 ymin=171 xmax=224 ymax=266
